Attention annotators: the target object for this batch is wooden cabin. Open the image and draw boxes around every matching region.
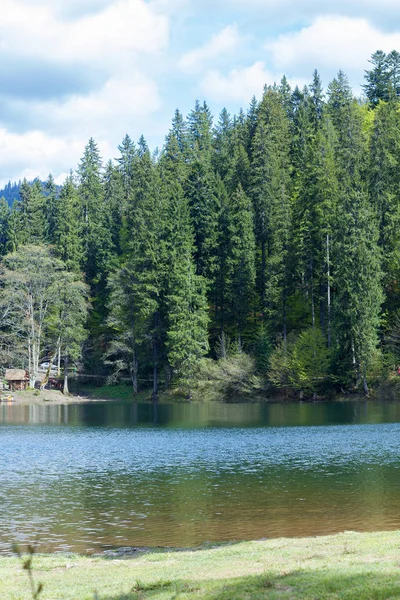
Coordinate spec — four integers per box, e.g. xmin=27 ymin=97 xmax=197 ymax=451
xmin=5 ymin=369 xmax=29 ymax=391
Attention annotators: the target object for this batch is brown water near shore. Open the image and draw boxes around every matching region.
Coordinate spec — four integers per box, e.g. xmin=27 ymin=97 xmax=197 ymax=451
xmin=1 ymin=401 xmax=400 ymax=554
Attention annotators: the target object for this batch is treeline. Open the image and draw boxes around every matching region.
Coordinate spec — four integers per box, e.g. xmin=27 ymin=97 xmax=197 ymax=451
xmin=0 ymin=181 xmax=22 ymax=207
xmin=1 ymin=50 xmax=400 ymax=399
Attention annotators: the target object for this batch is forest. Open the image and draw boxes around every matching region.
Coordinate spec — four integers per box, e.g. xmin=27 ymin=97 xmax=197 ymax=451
xmin=0 ymin=49 xmax=400 ymax=401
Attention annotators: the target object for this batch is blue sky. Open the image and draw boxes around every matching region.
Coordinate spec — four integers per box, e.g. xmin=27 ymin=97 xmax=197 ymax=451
xmin=1 ymin=0 xmax=400 ymax=186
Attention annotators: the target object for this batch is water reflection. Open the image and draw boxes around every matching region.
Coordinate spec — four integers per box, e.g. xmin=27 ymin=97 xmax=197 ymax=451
xmin=3 ymin=400 xmax=400 ymax=428
xmin=1 ymin=402 xmax=400 ymax=554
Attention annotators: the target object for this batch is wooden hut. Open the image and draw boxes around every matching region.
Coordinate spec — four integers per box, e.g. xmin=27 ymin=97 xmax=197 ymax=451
xmin=5 ymin=369 xmax=29 ymax=391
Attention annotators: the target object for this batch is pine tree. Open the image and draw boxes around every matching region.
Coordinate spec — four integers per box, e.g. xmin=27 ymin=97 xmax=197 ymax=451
xmin=44 ymin=173 xmax=58 ymax=243
xmin=53 ymin=175 xmax=82 ymax=272
xmin=186 ymin=159 xmax=220 ymax=283
xmin=250 ymin=86 xmax=292 ymax=338
xmin=121 ymin=145 xmax=167 ymax=399
xmin=164 ymin=180 xmax=209 ymax=385
xmin=328 ymin=73 xmax=383 ymax=392
xmin=103 ymin=160 xmax=124 ymax=256
xmin=19 ymin=178 xmax=46 ymax=244
xmin=225 ymin=184 xmax=256 ymax=342
xmin=116 ymin=134 xmax=136 ymax=202
xmin=369 ymin=99 xmax=400 ymax=318
xmin=364 ymin=50 xmax=391 ymax=106
xmin=187 ymin=100 xmax=213 ymax=157
xmin=212 ymin=108 xmax=233 ymax=181
xmin=0 ymin=198 xmax=10 ymax=256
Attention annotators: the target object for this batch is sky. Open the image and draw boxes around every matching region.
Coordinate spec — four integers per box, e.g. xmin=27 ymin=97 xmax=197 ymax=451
xmin=2 ymin=0 xmax=400 ymax=187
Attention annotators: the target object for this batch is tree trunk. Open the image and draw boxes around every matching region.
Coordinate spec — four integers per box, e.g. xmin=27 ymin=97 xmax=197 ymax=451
xmin=326 ymin=233 xmax=331 ymax=348
xmin=310 ymin=259 xmax=315 ymax=328
xmin=130 ymin=351 xmax=138 ymax=395
xmin=57 ymin=344 xmax=61 ymax=376
xmin=63 ymin=354 xmax=69 ymax=395
xmin=261 ymin=237 xmax=266 ymax=319
xmin=152 ymin=315 xmax=159 ymax=402
xmin=40 ymin=346 xmax=58 ymax=391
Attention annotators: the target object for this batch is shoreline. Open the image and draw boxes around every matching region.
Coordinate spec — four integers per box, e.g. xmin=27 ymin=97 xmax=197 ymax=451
xmin=0 ymin=388 xmax=106 ymax=406
xmin=2 ymin=530 xmax=400 ymax=599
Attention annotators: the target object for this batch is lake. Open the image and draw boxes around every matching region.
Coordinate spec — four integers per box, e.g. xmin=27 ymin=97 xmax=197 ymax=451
xmin=1 ymin=400 xmax=400 ymax=554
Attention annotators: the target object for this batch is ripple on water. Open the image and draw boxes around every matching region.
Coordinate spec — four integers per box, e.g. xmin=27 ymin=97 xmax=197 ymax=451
xmin=1 ymin=407 xmax=400 ymax=552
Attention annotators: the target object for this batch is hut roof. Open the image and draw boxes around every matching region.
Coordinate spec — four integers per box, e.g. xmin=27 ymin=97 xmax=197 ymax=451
xmin=5 ymin=369 xmax=29 ymax=381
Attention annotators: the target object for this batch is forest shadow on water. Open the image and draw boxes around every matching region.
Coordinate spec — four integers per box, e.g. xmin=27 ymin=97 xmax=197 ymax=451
xmin=2 ymin=402 xmax=400 ymax=553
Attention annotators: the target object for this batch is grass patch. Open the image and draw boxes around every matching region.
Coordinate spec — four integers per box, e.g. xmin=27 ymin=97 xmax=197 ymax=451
xmin=75 ymin=383 xmax=151 ymax=402
xmin=3 ymin=530 xmax=400 ymax=599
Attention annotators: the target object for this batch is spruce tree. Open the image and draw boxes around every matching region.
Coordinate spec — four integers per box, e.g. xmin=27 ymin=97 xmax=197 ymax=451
xmin=44 ymin=173 xmax=58 ymax=243
xmin=369 ymin=99 xmax=400 ymax=318
xmin=250 ymin=86 xmax=292 ymax=338
xmin=53 ymin=175 xmax=82 ymax=272
xmin=225 ymin=184 xmax=256 ymax=342
xmin=164 ymin=180 xmax=209 ymax=385
xmin=19 ymin=178 xmax=46 ymax=244
xmin=328 ymin=73 xmax=383 ymax=392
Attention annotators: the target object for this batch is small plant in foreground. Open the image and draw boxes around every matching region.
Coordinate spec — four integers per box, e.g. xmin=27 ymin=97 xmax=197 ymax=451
xmin=12 ymin=543 xmax=44 ymax=600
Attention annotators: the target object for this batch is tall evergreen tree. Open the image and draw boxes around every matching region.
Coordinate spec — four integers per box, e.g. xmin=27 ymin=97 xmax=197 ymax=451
xmin=328 ymin=73 xmax=383 ymax=392
xmin=164 ymin=180 xmax=209 ymax=384
xmin=53 ymin=175 xmax=82 ymax=272
xmin=250 ymin=86 xmax=292 ymax=338
xmin=369 ymin=99 xmax=400 ymax=318
xmin=225 ymin=184 xmax=256 ymax=342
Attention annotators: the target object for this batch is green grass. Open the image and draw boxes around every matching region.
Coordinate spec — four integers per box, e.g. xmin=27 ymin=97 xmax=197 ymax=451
xmin=75 ymin=383 xmax=151 ymax=402
xmin=3 ymin=530 xmax=400 ymax=599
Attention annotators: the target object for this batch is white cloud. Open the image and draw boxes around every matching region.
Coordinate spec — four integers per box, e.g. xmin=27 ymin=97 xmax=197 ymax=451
xmin=0 ymin=71 xmax=162 ymax=184
xmin=0 ymin=129 xmax=87 ymax=187
xmin=200 ymin=62 xmax=277 ymax=103
xmin=266 ymin=15 xmax=400 ymax=76
xmin=224 ymin=0 xmax=400 ymax=22
xmin=0 ymin=0 xmax=169 ymax=66
xmin=179 ymin=25 xmax=241 ymax=72
xmin=41 ymin=72 xmax=162 ymax=136
xmin=0 ymin=0 xmax=169 ymax=183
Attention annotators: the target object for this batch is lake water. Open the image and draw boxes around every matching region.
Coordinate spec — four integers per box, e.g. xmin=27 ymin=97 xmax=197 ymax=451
xmin=1 ymin=400 xmax=400 ymax=554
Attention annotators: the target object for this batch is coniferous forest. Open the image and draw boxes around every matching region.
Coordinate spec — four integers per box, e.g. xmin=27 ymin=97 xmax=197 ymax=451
xmin=2 ymin=50 xmax=400 ymax=401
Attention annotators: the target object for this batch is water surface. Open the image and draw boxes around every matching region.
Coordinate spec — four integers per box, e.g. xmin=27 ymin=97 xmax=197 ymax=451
xmin=1 ymin=401 xmax=400 ymax=554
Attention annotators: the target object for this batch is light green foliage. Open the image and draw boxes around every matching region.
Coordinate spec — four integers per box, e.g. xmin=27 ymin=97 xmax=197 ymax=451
xmin=290 ymin=327 xmax=331 ymax=394
xmin=0 ymin=245 xmax=72 ymax=386
xmin=191 ymin=353 xmax=263 ymax=402
xmin=46 ymin=271 xmax=89 ymax=392
xmin=268 ymin=336 xmax=293 ymax=390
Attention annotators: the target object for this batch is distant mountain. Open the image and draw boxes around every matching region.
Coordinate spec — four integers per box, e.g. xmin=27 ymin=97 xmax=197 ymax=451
xmin=0 ymin=179 xmax=62 ymax=208
xmin=0 ymin=181 xmax=22 ymax=207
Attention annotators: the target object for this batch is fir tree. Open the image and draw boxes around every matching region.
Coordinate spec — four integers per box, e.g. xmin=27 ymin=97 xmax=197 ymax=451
xmin=53 ymin=175 xmax=82 ymax=272
xmin=250 ymin=86 xmax=292 ymax=338
xmin=328 ymin=74 xmax=383 ymax=392
xmin=225 ymin=184 xmax=256 ymax=342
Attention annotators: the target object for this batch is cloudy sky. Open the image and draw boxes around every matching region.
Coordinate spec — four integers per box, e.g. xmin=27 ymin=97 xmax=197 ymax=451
xmin=1 ymin=0 xmax=400 ymax=186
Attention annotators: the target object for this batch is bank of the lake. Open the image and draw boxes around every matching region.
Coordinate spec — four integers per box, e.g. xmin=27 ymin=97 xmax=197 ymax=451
xmin=0 ymin=388 xmax=106 ymax=405
xmin=3 ymin=530 xmax=400 ymax=599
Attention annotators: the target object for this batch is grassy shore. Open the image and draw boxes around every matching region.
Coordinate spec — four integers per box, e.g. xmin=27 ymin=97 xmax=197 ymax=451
xmin=3 ymin=530 xmax=400 ymax=599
